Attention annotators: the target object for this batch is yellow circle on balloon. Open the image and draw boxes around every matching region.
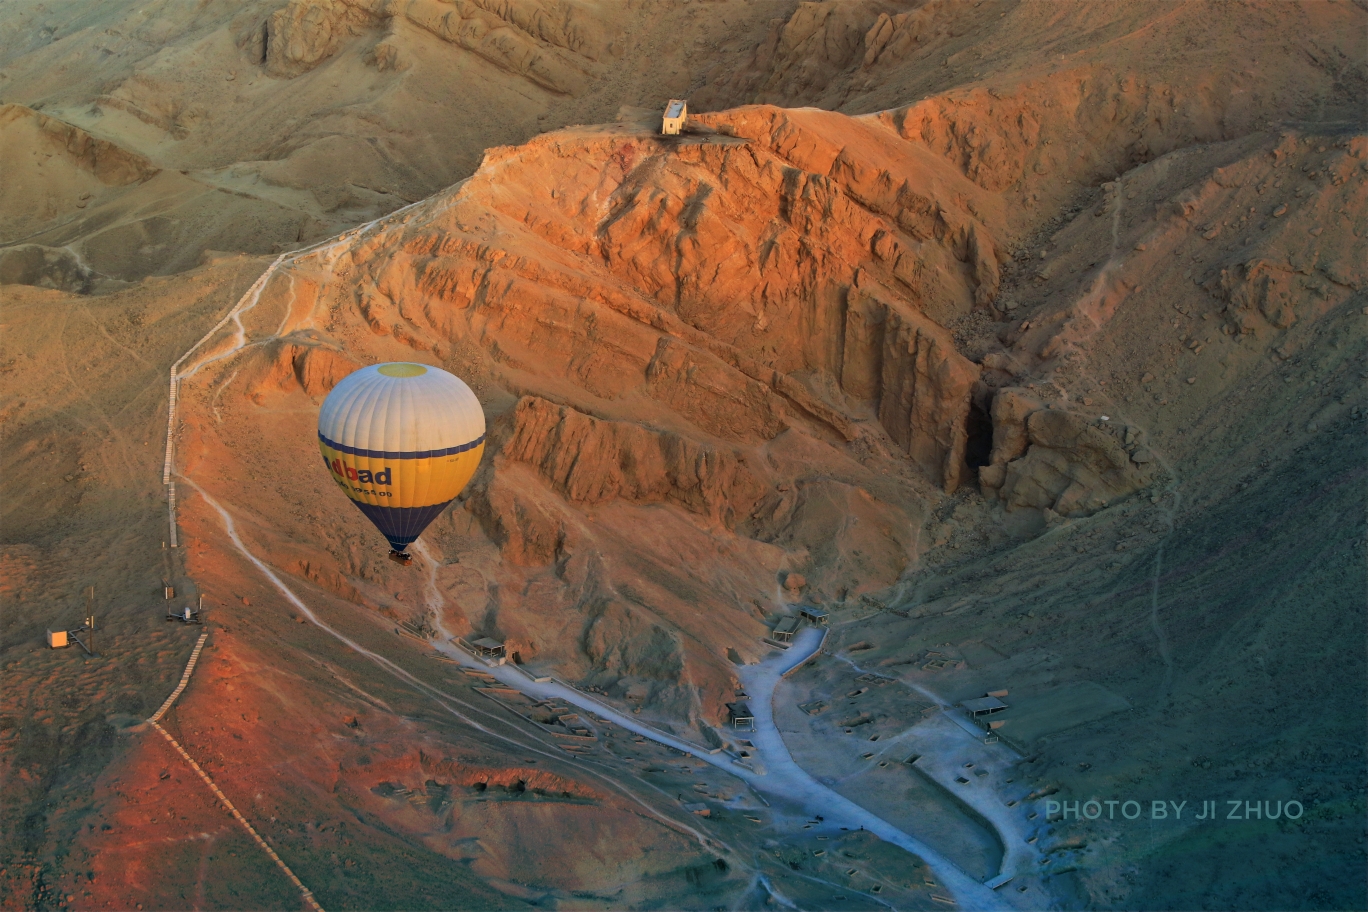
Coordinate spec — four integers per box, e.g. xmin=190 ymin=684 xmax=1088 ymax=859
xmin=377 ymin=363 xmax=428 ymax=377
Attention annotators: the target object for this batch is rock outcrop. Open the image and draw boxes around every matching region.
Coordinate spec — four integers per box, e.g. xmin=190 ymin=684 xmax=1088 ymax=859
xmin=265 ymin=0 xmax=369 ymax=77
xmin=380 ymin=106 xmax=998 ymax=488
xmin=262 ymin=0 xmax=605 ymax=89
xmin=503 ymin=397 xmax=765 ymax=529
xmin=244 ymin=332 xmax=360 ymax=399
xmin=0 ymin=104 xmax=159 ymax=187
xmin=981 ymin=400 xmax=1154 ymax=516
xmin=0 ymin=244 xmax=95 ymax=294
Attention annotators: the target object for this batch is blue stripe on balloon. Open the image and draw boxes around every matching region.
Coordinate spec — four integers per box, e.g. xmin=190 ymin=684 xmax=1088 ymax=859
xmin=350 ymin=500 xmax=454 ymax=550
xmin=318 ymin=431 xmax=485 ymax=460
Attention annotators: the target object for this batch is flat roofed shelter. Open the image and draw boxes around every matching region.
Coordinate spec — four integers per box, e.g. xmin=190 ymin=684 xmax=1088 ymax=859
xmin=662 ymin=99 xmax=688 ymax=135
xmin=772 ymin=615 xmax=801 ymax=642
xmin=799 ymin=606 xmax=828 ymax=625
xmin=471 ymin=637 xmax=505 ymax=658
xmin=961 ymin=696 xmax=1008 ymax=716
xmin=46 ymin=629 xmax=68 ymax=648
xmin=726 ymin=702 xmax=755 ymax=730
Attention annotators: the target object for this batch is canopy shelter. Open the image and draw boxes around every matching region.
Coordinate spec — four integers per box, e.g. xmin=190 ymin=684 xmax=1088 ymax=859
xmin=771 ymin=616 xmax=801 ymax=643
xmin=165 ymin=604 xmax=203 ymax=624
xmin=726 ymin=702 xmax=755 ymax=730
xmin=961 ymin=696 xmax=1008 ymax=717
xmin=470 ymin=637 xmax=505 ymax=659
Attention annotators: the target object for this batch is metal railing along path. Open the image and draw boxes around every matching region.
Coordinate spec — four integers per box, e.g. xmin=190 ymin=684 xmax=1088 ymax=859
xmin=146 ymin=631 xmax=208 ymax=724
xmin=147 ymin=721 xmax=325 ymax=912
xmin=145 ymin=630 xmax=325 ymax=912
xmin=160 ymin=195 xmax=430 ymax=547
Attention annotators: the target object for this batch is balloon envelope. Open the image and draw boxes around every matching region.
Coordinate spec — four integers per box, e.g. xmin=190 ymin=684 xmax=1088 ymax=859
xmin=318 ymin=362 xmax=485 ymax=552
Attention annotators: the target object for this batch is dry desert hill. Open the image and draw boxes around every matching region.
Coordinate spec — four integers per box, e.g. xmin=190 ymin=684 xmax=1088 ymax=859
xmin=1 ymin=1 xmax=1365 ymax=910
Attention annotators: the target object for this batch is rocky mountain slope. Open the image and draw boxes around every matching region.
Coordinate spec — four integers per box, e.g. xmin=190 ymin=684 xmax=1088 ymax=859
xmin=2 ymin=1 xmax=1364 ymax=910
xmin=0 ymin=0 xmax=798 ymax=288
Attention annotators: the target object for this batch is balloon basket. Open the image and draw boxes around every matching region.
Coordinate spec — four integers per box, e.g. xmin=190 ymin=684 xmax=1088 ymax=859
xmin=388 ymin=550 xmax=413 ymax=566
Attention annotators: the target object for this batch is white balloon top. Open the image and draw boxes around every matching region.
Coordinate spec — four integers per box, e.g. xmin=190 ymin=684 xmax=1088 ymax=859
xmin=317 ymin=363 xmax=485 ymax=457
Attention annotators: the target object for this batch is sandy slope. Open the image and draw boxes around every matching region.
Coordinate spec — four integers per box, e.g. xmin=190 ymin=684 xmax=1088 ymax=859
xmin=0 ymin=0 xmax=801 ymax=287
xmin=2 ymin=1 xmax=1365 ymax=910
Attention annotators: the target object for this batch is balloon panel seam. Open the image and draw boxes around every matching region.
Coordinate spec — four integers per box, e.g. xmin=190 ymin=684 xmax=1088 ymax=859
xmin=317 ymin=431 xmax=486 ymax=460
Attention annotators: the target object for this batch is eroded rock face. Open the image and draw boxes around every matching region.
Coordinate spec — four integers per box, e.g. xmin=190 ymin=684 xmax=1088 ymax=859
xmin=983 ymin=405 xmax=1154 ymax=516
xmin=872 ymin=295 xmax=979 ymax=492
xmin=0 ymin=104 xmax=159 ymax=186
xmin=292 ymin=344 xmax=362 ymax=396
xmin=263 ymin=0 xmax=606 ymax=88
xmin=986 ymin=387 xmax=1041 ymax=467
xmin=358 ymin=106 xmax=997 ymax=491
xmin=478 ymin=467 xmax=568 ymax=567
xmin=0 ymin=244 xmax=95 ymax=293
xmin=504 ymin=397 xmax=766 ymax=529
xmin=265 ymin=0 xmax=371 ymax=77
xmin=243 ymin=334 xmax=360 ymax=399
xmin=582 ymin=598 xmax=685 ymax=682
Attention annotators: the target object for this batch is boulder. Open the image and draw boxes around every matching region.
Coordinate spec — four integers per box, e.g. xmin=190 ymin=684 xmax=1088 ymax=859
xmin=266 ymin=0 xmax=350 ymax=77
xmin=1213 ymin=258 xmax=1300 ymax=330
xmin=995 ymin=409 xmax=1153 ymax=516
xmin=987 ymin=387 xmax=1043 ymax=467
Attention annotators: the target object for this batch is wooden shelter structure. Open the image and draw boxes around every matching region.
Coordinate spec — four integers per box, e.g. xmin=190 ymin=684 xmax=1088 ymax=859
xmin=771 ymin=616 xmax=801 ymax=643
xmin=961 ymin=696 xmax=1008 ymax=717
xmin=471 ymin=637 xmax=506 ymax=660
xmin=726 ymin=702 xmax=755 ymax=731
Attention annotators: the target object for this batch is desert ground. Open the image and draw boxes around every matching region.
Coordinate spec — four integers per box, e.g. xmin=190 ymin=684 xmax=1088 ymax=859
xmin=1 ymin=1 xmax=1365 ymax=910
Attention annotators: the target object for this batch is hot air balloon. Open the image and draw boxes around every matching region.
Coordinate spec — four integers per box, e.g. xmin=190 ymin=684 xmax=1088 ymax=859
xmin=318 ymin=363 xmax=485 ymax=564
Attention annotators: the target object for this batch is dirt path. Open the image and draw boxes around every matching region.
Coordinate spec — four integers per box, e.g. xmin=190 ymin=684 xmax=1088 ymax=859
xmin=1045 ymin=176 xmax=1182 ymax=698
xmin=138 ymin=630 xmax=327 ymax=911
xmin=421 ymin=612 xmax=1012 ymax=910
xmin=822 ymin=652 xmax=1043 ymax=890
xmin=737 ymin=630 xmax=1015 ymax=911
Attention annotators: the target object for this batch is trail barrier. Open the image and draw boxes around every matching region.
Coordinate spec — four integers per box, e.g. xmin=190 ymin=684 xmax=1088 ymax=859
xmin=145 ymin=630 xmax=325 ymax=912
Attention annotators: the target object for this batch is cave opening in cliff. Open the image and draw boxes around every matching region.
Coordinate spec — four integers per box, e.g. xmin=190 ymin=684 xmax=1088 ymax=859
xmin=965 ymin=401 xmax=993 ymax=470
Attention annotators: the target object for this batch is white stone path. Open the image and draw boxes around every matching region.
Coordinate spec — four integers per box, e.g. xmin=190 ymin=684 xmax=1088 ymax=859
xmin=431 ymin=625 xmax=1011 ymax=911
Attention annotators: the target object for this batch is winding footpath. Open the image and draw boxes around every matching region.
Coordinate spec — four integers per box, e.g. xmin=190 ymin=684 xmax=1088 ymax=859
xmin=429 ymin=624 xmax=1009 ymax=911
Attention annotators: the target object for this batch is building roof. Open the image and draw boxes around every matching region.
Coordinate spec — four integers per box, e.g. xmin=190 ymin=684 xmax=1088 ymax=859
xmin=665 ymin=99 xmax=686 ymax=118
xmin=471 ymin=637 xmax=504 ymax=650
xmin=774 ymin=616 xmax=801 ymax=635
xmin=726 ymin=702 xmax=754 ymax=719
xmin=961 ymin=696 xmax=1007 ymax=714
xmin=800 ymin=606 xmax=829 ymax=618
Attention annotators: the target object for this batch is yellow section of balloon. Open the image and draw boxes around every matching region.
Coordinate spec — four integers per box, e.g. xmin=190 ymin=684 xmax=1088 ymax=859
xmin=318 ymin=441 xmax=485 ymax=509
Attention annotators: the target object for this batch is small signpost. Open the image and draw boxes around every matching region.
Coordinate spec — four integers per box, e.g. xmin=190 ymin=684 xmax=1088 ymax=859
xmin=67 ymin=586 xmax=97 ymax=656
